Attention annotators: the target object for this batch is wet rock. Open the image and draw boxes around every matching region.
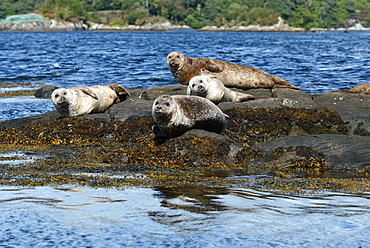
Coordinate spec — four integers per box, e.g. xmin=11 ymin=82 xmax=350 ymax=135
xmin=0 ymin=85 xmax=369 ymax=178
xmin=251 ymin=134 xmax=370 ymax=170
xmin=313 ymin=93 xmax=370 ymax=135
xmin=272 ymin=88 xmax=318 ymax=109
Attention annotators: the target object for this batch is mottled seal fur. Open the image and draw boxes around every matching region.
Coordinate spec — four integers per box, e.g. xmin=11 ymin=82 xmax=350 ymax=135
xmin=167 ymin=51 xmax=300 ymax=90
xmin=51 ymin=83 xmax=130 ymax=117
xmin=152 ymin=95 xmax=227 ymax=137
xmin=327 ymin=83 xmax=370 ymax=95
xmin=187 ymin=75 xmax=255 ymax=104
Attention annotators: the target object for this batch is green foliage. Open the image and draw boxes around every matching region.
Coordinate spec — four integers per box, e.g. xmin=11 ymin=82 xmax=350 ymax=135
xmin=41 ymin=0 xmax=88 ymax=22
xmin=1 ymin=0 xmax=369 ymax=29
xmin=0 ymin=0 xmax=43 ymax=19
xmin=127 ymin=9 xmax=149 ymax=25
xmin=288 ymin=6 xmax=313 ymax=29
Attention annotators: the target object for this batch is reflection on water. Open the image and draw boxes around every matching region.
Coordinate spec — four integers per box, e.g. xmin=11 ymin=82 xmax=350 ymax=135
xmin=1 ymin=186 xmax=369 ymax=247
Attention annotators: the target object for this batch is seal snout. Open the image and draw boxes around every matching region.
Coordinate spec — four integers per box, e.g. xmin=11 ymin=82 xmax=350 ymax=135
xmin=169 ymin=59 xmax=178 ymax=67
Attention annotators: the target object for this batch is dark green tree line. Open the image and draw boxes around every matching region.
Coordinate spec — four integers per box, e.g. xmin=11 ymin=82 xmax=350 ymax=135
xmin=1 ymin=0 xmax=369 ymax=29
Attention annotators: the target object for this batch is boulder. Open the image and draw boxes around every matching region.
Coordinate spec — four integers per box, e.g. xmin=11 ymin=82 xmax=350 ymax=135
xmin=0 ymin=85 xmax=369 ymax=191
xmin=313 ymin=93 xmax=370 ymax=135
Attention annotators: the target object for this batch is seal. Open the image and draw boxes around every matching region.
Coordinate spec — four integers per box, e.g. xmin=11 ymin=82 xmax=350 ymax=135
xmin=327 ymin=83 xmax=370 ymax=95
xmin=51 ymin=83 xmax=130 ymax=117
xmin=187 ymin=75 xmax=255 ymax=104
xmin=34 ymin=85 xmax=59 ymax=98
xmin=152 ymin=95 xmax=227 ymax=137
xmin=166 ymin=51 xmax=300 ymax=90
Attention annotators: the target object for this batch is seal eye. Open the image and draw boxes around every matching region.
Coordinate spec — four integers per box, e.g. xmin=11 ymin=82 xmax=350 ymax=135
xmin=176 ymin=55 xmax=180 ymax=58
xmin=55 ymin=94 xmax=59 ymax=98
xmin=164 ymin=102 xmax=170 ymax=107
xmin=155 ymin=101 xmax=159 ymax=105
xmin=192 ymin=84 xmax=196 ymax=88
xmin=63 ymin=92 xmax=67 ymax=95
xmin=199 ymin=80 xmax=203 ymax=83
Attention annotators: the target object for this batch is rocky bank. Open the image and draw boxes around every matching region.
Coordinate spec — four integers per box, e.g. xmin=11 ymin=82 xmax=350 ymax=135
xmin=1 ymin=16 xmax=369 ymax=32
xmin=0 ymin=85 xmax=369 ymax=193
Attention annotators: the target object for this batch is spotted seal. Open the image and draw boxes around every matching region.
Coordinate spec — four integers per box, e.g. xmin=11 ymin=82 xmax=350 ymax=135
xmin=187 ymin=75 xmax=255 ymax=104
xmin=166 ymin=51 xmax=299 ymax=90
xmin=327 ymin=83 xmax=370 ymax=94
xmin=51 ymin=83 xmax=130 ymax=117
xmin=152 ymin=95 xmax=227 ymax=137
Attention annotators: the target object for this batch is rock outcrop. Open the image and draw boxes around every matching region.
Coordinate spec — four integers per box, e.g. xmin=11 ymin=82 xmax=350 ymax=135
xmin=0 ymin=19 xmax=88 ymax=31
xmin=0 ymin=85 xmax=369 ymax=192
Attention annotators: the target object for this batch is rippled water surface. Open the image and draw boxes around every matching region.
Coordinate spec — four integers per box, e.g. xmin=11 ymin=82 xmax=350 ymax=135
xmin=1 ymin=186 xmax=369 ymax=247
xmin=0 ymin=30 xmax=369 ymax=120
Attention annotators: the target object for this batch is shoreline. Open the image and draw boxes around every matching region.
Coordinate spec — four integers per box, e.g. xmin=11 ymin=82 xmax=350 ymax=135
xmin=1 ymin=19 xmax=369 ymax=32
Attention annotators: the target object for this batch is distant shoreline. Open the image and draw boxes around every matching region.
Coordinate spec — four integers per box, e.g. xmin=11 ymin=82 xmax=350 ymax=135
xmin=1 ymin=18 xmax=369 ymax=32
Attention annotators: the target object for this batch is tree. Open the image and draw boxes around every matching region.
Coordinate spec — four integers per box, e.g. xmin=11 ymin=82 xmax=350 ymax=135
xmin=288 ymin=5 xmax=313 ymax=29
xmin=41 ymin=0 xmax=88 ymax=22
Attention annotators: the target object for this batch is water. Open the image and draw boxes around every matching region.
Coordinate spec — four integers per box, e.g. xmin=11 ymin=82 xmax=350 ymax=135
xmin=1 ymin=186 xmax=369 ymax=247
xmin=1 ymin=31 xmax=370 ymax=246
xmin=0 ymin=30 xmax=370 ymax=120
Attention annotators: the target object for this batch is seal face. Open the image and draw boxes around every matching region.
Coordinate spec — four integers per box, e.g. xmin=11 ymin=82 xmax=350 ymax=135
xmin=51 ymin=83 xmax=130 ymax=117
xmin=152 ymin=95 xmax=227 ymax=137
xmin=187 ymin=75 xmax=255 ymax=104
xmin=166 ymin=51 xmax=300 ymax=90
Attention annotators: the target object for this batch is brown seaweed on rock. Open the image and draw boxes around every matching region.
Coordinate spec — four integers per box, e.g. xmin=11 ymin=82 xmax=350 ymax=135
xmin=0 ymin=86 xmax=369 ymax=193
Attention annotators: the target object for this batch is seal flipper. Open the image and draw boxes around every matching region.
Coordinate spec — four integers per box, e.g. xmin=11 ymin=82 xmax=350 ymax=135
xmin=152 ymin=125 xmax=166 ymax=137
xmin=107 ymin=83 xmax=131 ymax=102
xmin=201 ymin=58 xmax=224 ymax=73
xmin=271 ymin=75 xmax=300 ymax=90
xmin=234 ymin=91 xmax=255 ymax=102
xmin=79 ymin=87 xmax=99 ymax=99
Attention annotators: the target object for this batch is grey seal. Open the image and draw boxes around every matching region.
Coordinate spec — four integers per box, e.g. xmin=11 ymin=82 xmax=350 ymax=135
xmin=152 ymin=95 xmax=227 ymax=137
xmin=51 ymin=83 xmax=130 ymax=117
xmin=166 ymin=51 xmax=300 ymax=90
xmin=187 ymin=75 xmax=255 ymax=104
xmin=327 ymin=83 xmax=370 ymax=95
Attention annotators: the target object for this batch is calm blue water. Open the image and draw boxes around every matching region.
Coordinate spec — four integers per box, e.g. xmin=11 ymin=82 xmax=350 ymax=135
xmin=0 ymin=30 xmax=370 ymax=120
xmin=1 ymin=186 xmax=369 ymax=247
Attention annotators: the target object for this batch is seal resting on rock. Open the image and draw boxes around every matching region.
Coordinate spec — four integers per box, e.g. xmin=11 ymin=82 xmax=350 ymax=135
xmin=166 ymin=51 xmax=300 ymax=90
xmin=152 ymin=95 xmax=227 ymax=138
xmin=35 ymin=85 xmax=59 ymax=98
xmin=327 ymin=83 xmax=370 ymax=95
xmin=51 ymin=83 xmax=130 ymax=117
xmin=187 ymin=75 xmax=255 ymax=104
